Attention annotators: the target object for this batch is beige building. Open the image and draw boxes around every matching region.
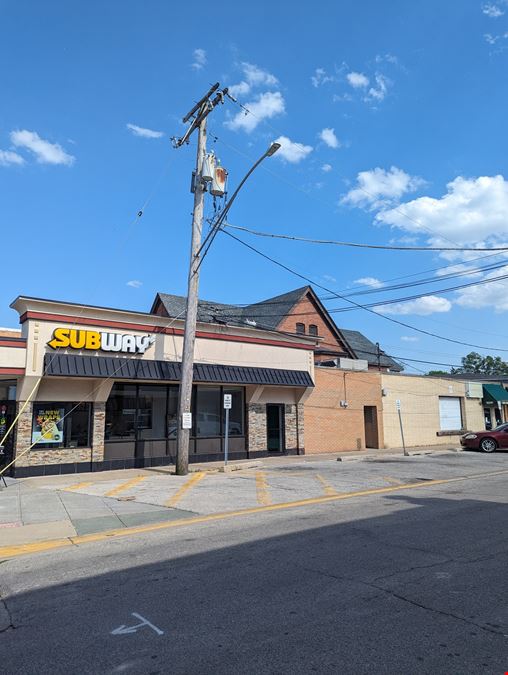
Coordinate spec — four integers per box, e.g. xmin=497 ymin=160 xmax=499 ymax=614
xmin=0 ymin=296 xmax=316 ymax=476
xmin=381 ymin=373 xmax=485 ymax=448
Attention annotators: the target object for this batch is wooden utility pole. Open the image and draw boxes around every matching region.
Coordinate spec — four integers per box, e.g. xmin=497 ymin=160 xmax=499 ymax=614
xmin=175 ymin=116 xmax=207 ymax=475
xmin=174 ymin=83 xmax=226 ymax=476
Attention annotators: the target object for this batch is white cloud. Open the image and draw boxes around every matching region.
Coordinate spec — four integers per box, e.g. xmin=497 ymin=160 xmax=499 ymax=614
xmin=191 ymin=48 xmax=207 ymax=70
xmin=311 ymin=68 xmax=335 ymax=87
xmin=126 ymin=280 xmax=143 ymax=288
xmin=10 ymin=130 xmax=75 ymax=166
xmin=375 ymin=53 xmax=398 ymax=64
xmin=126 ymin=123 xmax=164 ymax=139
xmin=342 ymin=166 xmax=424 ymax=210
xmin=242 ymin=62 xmax=278 ymax=87
xmin=455 ymin=265 xmax=508 ymax=312
xmin=366 ymin=73 xmax=390 ymax=102
xmin=376 ymin=175 xmax=508 ymax=244
xmin=346 ymin=71 xmax=369 ymax=88
xmin=228 ymin=81 xmax=251 ymax=98
xmin=229 ymin=62 xmax=278 ymax=98
xmin=378 ymin=296 xmax=452 ymax=316
xmin=272 ymin=135 xmax=313 ymax=163
xmin=0 ymin=150 xmax=25 ymax=166
xmin=319 ymin=127 xmax=340 ymax=149
xmin=483 ymin=3 xmax=505 ymax=17
xmin=321 ymin=163 xmax=333 ymax=173
xmin=226 ymin=91 xmax=285 ymax=132
xmin=322 ymin=274 xmax=337 ymax=283
xmin=354 ymin=276 xmax=384 ymax=288
xmin=484 ymin=31 xmax=508 ymax=44
xmin=401 ymin=336 xmax=419 ymax=342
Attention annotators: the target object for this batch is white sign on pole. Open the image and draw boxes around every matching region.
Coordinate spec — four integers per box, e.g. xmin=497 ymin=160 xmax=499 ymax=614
xmin=182 ymin=412 xmax=192 ymax=429
xmin=395 ymin=399 xmax=401 ymax=411
xmin=223 ymin=394 xmax=232 ymax=410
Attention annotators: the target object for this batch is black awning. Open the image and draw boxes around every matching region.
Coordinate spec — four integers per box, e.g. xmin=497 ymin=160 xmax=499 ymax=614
xmin=43 ymin=353 xmax=314 ymax=388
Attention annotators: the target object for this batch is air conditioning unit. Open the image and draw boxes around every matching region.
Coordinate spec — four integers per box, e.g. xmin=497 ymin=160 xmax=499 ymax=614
xmin=339 ymin=358 xmax=368 ymax=372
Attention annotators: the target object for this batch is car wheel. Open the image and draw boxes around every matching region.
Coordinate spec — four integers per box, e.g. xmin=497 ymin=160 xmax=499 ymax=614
xmin=480 ymin=437 xmax=497 ymax=453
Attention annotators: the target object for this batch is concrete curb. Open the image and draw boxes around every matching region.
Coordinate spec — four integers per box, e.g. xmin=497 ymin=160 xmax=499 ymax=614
xmin=337 ymin=447 xmax=463 ymax=462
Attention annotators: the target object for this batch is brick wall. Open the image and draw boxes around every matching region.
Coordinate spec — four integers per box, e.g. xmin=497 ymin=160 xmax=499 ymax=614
xmin=277 ymin=294 xmax=350 ymax=357
xmin=304 ymin=368 xmax=384 ymax=453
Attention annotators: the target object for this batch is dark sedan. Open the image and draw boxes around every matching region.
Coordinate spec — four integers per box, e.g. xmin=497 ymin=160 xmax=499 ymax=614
xmin=461 ymin=423 xmax=508 ymax=452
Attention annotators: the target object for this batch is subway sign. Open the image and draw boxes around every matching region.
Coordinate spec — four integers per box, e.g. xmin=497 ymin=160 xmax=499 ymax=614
xmin=47 ymin=328 xmax=155 ymax=354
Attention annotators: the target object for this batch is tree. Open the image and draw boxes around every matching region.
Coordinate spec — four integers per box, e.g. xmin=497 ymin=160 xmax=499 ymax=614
xmin=427 ymin=370 xmax=450 ymax=376
xmin=451 ymin=351 xmax=508 ymax=375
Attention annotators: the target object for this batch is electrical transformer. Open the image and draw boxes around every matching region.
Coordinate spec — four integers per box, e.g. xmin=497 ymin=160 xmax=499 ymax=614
xmin=211 ymin=165 xmax=228 ymax=196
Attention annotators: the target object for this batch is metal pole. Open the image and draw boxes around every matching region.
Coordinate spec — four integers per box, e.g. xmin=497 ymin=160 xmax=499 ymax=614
xmin=176 ymin=116 xmax=207 ymax=476
xmin=398 ymin=408 xmax=408 ymax=456
xmin=224 ymin=407 xmax=229 ymax=467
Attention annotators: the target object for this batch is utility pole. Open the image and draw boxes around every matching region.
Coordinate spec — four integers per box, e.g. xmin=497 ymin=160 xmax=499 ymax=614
xmin=376 ymin=342 xmax=381 ymax=372
xmin=174 ymin=83 xmax=226 ymax=476
xmin=172 ymin=86 xmax=280 ymax=475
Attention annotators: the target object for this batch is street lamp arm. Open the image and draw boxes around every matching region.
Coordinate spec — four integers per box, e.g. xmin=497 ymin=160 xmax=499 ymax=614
xmin=196 ymin=142 xmax=280 ymax=265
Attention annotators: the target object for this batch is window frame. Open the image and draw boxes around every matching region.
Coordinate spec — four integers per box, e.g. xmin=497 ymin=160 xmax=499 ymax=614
xmin=308 ymin=324 xmax=318 ymax=336
xmin=31 ymin=402 xmax=92 ymax=450
xmin=295 ymin=322 xmax=305 ymax=335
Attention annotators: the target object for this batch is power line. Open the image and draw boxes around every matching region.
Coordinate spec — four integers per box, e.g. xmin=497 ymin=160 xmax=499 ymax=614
xmin=225 ymin=223 xmax=508 ymax=252
xmin=221 ymin=228 xmax=508 ymax=354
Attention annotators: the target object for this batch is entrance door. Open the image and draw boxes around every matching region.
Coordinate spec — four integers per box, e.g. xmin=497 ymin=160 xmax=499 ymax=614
xmin=266 ymin=404 xmax=284 ymax=452
xmin=363 ymin=406 xmax=379 ymax=449
xmin=0 ymin=401 xmax=16 ymax=477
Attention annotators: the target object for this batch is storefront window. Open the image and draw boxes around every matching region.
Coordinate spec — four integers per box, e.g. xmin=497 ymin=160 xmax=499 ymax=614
xmin=168 ymin=386 xmax=178 ymax=439
xmin=138 ymin=385 xmax=167 ymax=440
xmin=105 ymin=384 xmax=137 ymax=440
xmin=195 ymin=386 xmax=221 ymax=437
xmin=105 ymin=383 xmax=245 ymax=442
xmin=223 ymin=387 xmax=244 ymax=436
xmin=31 ymin=402 xmax=91 ymax=449
xmin=0 ymin=380 xmax=16 ymax=401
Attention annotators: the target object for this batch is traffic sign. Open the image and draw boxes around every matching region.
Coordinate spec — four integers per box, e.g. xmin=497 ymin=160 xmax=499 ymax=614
xmin=224 ymin=394 xmax=232 ymax=409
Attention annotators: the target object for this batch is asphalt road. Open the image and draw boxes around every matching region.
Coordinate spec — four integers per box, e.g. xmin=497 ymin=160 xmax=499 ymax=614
xmin=1 ymin=454 xmax=508 ymax=674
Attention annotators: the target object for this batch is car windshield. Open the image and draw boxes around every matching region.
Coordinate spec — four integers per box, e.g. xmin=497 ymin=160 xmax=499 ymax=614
xmin=494 ymin=423 xmax=508 ymax=431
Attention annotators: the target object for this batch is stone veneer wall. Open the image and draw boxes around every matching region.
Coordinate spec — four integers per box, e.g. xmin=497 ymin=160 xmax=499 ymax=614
xmin=247 ymin=402 xmax=304 ymax=454
xmin=92 ymin=402 xmax=105 ymax=462
xmin=15 ymin=401 xmax=105 ymax=468
xmin=284 ymin=403 xmax=305 ymax=452
xmin=247 ymin=403 xmax=267 ymax=452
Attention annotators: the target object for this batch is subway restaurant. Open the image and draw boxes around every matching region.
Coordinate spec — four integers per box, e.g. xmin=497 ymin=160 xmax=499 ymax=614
xmin=0 ymin=295 xmax=315 ymax=477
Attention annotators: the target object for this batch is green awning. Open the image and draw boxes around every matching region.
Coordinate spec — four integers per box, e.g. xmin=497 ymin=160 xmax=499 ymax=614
xmin=482 ymin=384 xmax=508 ymax=405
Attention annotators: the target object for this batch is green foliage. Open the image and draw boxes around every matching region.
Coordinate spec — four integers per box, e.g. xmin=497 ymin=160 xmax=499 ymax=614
xmin=427 ymin=370 xmax=450 ymax=376
xmin=451 ymin=351 xmax=508 ymax=375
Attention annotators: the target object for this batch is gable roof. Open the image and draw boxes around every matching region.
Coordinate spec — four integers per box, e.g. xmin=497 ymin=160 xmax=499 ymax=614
xmin=151 ymin=286 xmax=402 ymax=371
xmin=339 ymin=329 xmax=402 ymax=372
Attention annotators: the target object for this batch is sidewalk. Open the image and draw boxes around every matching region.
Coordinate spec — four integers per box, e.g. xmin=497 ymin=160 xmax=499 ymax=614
xmin=0 ymin=444 xmax=463 ymax=552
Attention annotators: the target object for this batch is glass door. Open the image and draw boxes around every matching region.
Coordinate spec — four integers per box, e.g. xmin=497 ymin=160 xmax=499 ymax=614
xmin=266 ymin=404 xmax=284 ymax=452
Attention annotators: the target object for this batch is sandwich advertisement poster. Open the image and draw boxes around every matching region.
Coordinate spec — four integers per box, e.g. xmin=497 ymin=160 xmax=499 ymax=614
xmin=32 ymin=407 xmax=65 ymax=444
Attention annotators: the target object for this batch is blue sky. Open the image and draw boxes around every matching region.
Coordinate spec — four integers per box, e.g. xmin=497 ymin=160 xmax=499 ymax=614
xmin=2 ymin=0 xmax=508 ymax=372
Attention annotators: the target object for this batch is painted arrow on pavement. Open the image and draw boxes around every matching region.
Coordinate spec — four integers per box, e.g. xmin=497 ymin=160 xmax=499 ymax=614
xmin=111 ymin=612 xmax=164 ymax=636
